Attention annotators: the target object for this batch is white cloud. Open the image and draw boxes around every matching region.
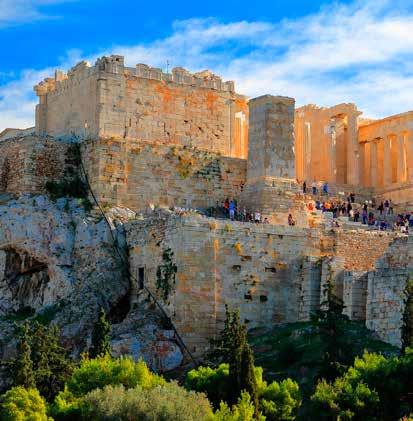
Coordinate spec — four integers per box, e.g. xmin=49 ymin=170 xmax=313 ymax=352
xmin=1 ymin=0 xmax=413 ymax=131
xmin=0 ymin=0 xmax=72 ymax=27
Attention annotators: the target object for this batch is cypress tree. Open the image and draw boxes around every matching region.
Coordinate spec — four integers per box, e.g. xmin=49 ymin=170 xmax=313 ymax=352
xmin=314 ymin=277 xmax=352 ymax=381
xmin=211 ymin=306 xmax=259 ymax=416
xmin=30 ymin=322 xmax=73 ymax=400
xmin=89 ymin=307 xmax=111 ymax=358
xmin=401 ymin=279 xmax=413 ymax=353
xmin=240 ymin=340 xmax=259 ymax=419
xmin=13 ymin=322 xmax=35 ymax=389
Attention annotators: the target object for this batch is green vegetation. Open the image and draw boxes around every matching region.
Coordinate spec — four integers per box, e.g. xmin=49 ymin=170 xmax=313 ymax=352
xmin=81 ymin=383 xmax=213 ymax=421
xmin=311 ymin=349 xmax=413 ymax=420
xmin=0 ymin=387 xmax=50 ymax=421
xmin=402 ymin=279 xmax=413 ymax=352
xmin=156 ymin=248 xmax=177 ymax=301
xmin=185 ymin=363 xmax=301 ymax=420
xmin=1 ymin=294 xmax=411 ymax=420
xmin=249 ymin=321 xmax=397 ymax=397
xmin=89 ymin=308 xmax=111 ymax=359
xmin=45 ymin=144 xmax=93 ymax=211
xmin=209 ymin=306 xmax=259 ymax=413
xmin=313 ymin=278 xmax=354 ymax=381
xmin=10 ymin=321 xmax=74 ymax=401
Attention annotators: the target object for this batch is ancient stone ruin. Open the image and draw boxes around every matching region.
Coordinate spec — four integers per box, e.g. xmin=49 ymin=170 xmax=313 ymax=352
xmin=0 ymin=55 xmax=412 ymax=360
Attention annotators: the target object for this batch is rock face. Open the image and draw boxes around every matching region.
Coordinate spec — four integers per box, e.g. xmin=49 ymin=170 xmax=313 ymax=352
xmin=0 ymin=195 xmax=183 ymax=386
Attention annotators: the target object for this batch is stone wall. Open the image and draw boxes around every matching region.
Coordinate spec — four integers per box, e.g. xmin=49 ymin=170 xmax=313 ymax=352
xmin=35 ymin=62 xmax=100 ymax=139
xmin=81 ymin=138 xmax=247 ymax=211
xmin=126 ymin=215 xmax=411 ymax=353
xmin=0 ymin=136 xmax=70 ymax=195
xmin=366 ymin=235 xmax=413 ymax=345
xmin=126 ymin=214 xmax=324 ymax=354
xmin=34 ymin=55 xmax=249 ymax=159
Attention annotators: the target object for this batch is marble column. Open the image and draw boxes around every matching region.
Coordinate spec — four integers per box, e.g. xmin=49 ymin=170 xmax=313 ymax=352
xmin=304 ymin=122 xmax=312 ymax=181
xmin=397 ymin=133 xmax=407 ymax=183
xmin=383 ymin=136 xmax=392 ymax=187
xmin=407 ymin=131 xmax=413 ymax=182
xmin=329 ymin=123 xmax=337 ymax=183
xmin=370 ymin=140 xmax=378 ymax=187
xmin=346 ymin=114 xmax=360 ymax=185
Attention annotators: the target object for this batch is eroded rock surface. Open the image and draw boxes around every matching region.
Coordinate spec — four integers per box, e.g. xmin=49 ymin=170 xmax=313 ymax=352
xmin=0 ymin=195 xmax=183 ymax=389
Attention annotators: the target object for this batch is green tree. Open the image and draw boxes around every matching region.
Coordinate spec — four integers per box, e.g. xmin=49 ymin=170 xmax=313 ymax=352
xmin=402 ymin=279 xmax=413 ymax=353
xmin=13 ymin=322 xmax=35 ymax=389
xmin=311 ymin=349 xmax=413 ymax=420
xmin=185 ymin=363 xmax=301 ymax=421
xmin=214 ymin=392 xmax=264 ymax=421
xmin=0 ymin=386 xmax=51 ymax=421
xmin=184 ymin=363 xmax=231 ymax=408
xmin=89 ymin=308 xmax=111 ymax=359
xmin=11 ymin=321 xmax=73 ymax=401
xmin=259 ymin=378 xmax=301 ymax=421
xmin=210 ymin=307 xmax=259 ymax=416
xmin=313 ymin=277 xmax=352 ymax=381
xmin=30 ymin=322 xmax=74 ymax=401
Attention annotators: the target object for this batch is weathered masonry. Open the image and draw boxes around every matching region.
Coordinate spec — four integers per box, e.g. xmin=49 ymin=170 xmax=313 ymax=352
xmin=34 ymin=56 xmax=249 ymax=159
xmin=126 ymin=214 xmax=412 ymax=355
xmin=0 ymin=55 xmax=412 ymax=357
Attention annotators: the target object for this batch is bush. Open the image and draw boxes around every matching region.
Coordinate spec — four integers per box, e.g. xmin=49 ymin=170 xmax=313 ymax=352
xmin=260 ymin=378 xmax=301 ymax=421
xmin=81 ymin=383 xmax=213 ymax=421
xmin=0 ymin=386 xmax=50 ymax=421
xmin=185 ymin=363 xmax=301 ymax=420
xmin=64 ymin=355 xmax=164 ymax=398
xmin=185 ymin=363 xmax=230 ymax=408
xmin=311 ymin=349 xmax=413 ymax=420
xmin=214 ymin=392 xmax=263 ymax=421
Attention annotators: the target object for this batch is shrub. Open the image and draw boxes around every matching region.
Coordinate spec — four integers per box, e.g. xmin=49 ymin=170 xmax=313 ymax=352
xmin=185 ymin=363 xmax=230 ymax=408
xmin=51 ymin=356 xmax=166 ymax=419
xmin=185 ymin=363 xmax=301 ymax=420
xmin=81 ymin=383 xmax=214 ymax=421
xmin=214 ymin=392 xmax=263 ymax=421
xmin=0 ymin=387 xmax=50 ymax=421
xmin=64 ymin=355 xmax=164 ymax=398
xmin=259 ymin=378 xmax=302 ymax=421
xmin=311 ymin=349 xmax=413 ymax=420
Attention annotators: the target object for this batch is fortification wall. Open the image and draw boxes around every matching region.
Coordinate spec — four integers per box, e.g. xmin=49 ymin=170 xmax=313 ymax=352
xmin=126 ymin=215 xmax=409 ymax=354
xmin=0 ymin=136 xmax=69 ymax=195
xmin=35 ymin=62 xmax=100 ymax=139
xmin=34 ymin=56 xmax=249 ymax=158
xmin=126 ymin=215 xmax=323 ymax=354
xmin=81 ymin=138 xmax=246 ymax=211
xmin=115 ymin=69 xmax=248 ymax=157
xmin=366 ymin=235 xmax=413 ymax=345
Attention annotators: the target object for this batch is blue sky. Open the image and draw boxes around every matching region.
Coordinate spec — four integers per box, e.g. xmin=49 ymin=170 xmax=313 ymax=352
xmin=0 ymin=0 xmax=412 ymax=130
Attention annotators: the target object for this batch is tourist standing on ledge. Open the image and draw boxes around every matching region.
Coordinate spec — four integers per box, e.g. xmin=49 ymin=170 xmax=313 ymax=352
xmin=311 ymin=181 xmax=317 ymax=195
xmin=229 ymin=200 xmax=235 ymax=221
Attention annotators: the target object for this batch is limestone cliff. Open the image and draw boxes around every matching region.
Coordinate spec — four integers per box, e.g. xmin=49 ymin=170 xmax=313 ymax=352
xmin=0 ymin=194 xmax=182 ymax=388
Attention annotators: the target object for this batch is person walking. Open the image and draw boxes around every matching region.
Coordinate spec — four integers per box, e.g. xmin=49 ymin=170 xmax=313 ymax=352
xmin=303 ymin=181 xmax=307 ymax=194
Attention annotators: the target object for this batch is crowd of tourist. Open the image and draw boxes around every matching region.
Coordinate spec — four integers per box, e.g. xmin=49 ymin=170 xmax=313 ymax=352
xmin=211 ymin=198 xmax=270 ymax=224
xmin=203 ymin=184 xmax=412 ymax=235
xmin=306 ymin=193 xmax=412 ymax=233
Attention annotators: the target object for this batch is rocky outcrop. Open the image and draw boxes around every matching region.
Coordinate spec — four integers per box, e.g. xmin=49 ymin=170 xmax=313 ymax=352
xmin=0 ymin=195 xmax=183 ymax=388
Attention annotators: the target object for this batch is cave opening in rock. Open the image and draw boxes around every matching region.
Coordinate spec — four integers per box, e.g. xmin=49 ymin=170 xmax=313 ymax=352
xmin=0 ymin=248 xmax=49 ymax=311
